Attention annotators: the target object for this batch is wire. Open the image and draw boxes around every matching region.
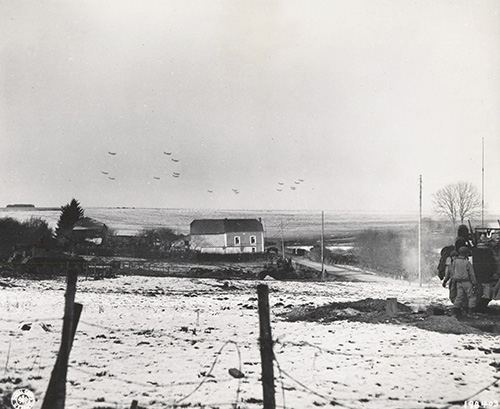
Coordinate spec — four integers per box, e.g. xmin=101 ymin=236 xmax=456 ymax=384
xmin=275 ymin=342 xmax=500 ymax=409
xmin=273 ymin=355 xmax=286 ymax=409
xmin=0 ymin=316 xmax=62 ymax=324
xmin=67 ymin=364 xmax=235 ymax=389
xmin=273 ymin=355 xmax=358 ymax=409
xmin=173 ymin=340 xmax=242 ymax=405
xmin=441 ymin=376 xmax=500 ymax=409
xmin=232 ymin=341 xmax=243 ymax=409
xmin=275 ymin=339 xmax=497 ymax=361
xmin=78 ymin=320 xmax=257 ymax=347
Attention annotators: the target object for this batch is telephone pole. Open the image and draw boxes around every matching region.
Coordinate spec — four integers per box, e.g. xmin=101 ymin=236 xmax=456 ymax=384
xmin=482 ymin=137 xmax=485 ymax=227
xmin=418 ymin=175 xmax=422 ymax=287
xmin=280 ymin=220 xmax=285 ymax=259
xmin=321 ymin=211 xmax=325 ymax=281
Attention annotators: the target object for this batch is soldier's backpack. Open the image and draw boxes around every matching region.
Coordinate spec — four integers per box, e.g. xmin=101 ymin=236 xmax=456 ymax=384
xmin=437 ymin=245 xmax=455 ymax=280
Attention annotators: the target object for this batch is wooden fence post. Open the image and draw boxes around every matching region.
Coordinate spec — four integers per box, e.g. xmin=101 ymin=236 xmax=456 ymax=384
xmin=41 ymin=269 xmax=79 ymax=409
xmin=257 ymin=284 xmax=276 ymax=409
xmin=71 ymin=302 xmax=83 ymax=348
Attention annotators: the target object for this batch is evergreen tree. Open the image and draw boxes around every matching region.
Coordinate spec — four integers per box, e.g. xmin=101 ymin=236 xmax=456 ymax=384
xmin=56 ymin=198 xmax=84 ymax=240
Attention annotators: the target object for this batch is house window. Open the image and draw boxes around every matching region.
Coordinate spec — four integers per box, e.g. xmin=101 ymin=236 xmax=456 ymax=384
xmin=250 ymin=235 xmax=256 ymax=245
xmin=234 ymin=236 xmax=240 ymax=246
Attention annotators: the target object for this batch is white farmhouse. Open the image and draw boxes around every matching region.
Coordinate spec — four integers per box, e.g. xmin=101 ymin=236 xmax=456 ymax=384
xmin=189 ymin=218 xmax=264 ymax=254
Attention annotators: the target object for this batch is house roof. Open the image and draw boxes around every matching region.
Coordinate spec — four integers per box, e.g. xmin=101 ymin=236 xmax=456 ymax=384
xmin=190 ymin=219 xmax=264 ymax=235
xmin=72 ymin=217 xmax=107 ymax=231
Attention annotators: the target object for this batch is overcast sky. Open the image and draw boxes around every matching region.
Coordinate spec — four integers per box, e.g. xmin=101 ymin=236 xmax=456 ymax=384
xmin=1 ymin=0 xmax=499 ymax=214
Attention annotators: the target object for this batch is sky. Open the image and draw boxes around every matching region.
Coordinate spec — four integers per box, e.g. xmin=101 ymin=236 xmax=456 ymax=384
xmin=1 ymin=0 xmax=499 ymax=214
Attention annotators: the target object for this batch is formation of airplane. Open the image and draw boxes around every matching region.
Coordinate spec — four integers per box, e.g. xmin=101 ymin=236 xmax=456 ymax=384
xmin=102 ymin=149 xmax=309 ymax=197
xmin=275 ymin=177 xmax=305 ymax=192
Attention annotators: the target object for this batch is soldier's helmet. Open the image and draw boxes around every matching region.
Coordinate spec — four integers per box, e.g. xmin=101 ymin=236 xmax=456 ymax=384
xmin=457 ymin=224 xmax=469 ymax=238
xmin=458 ymin=246 xmax=471 ymax=257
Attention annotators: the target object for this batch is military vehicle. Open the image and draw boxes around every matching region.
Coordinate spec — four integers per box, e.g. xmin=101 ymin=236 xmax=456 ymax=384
xmin=471 ymin=227 xmax=500 ymax=309
xmin=439 ymin=225 xmax=500 ymax=310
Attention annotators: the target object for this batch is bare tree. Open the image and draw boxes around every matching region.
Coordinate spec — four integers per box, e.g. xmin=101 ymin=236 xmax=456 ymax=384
xmin=433 ymin=182 xmax=481 ymax=226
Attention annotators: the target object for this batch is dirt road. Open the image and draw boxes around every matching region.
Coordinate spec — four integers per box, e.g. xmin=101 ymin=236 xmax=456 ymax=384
xmin=293 ymin=257 xmax=393 ymax=282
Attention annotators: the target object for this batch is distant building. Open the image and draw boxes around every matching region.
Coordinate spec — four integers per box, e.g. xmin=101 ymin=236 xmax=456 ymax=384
xmin=190 ymin=218 xmax=264 ymax=254
xmin=72 ymin=217 xmax=108 ymax=245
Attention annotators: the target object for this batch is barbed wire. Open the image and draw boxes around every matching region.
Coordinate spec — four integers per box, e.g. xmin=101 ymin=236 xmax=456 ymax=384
xmin=273 ymin=356 xmax=286 ymax=409
xmin=67 ymin=364 xmax=236 ymax=390
xmin=66 ymin=395 xmax=261 ymax=409
xmin=439 ymin=376 xmax=500 ymax=409
xmin=78 ymin=320 xmax=258 ymax=347
xmin=0 ymin=316 xmax=62 ymax=324
xmin=274 ymin=343 xmax=500 ymax=409
xmin=173 ymin=340 xmax=243 ymax=406
xmin=0 ymin=314 xmax=256 ymax=348
xmin=274 ymin=338 xmax=499 ymax=362
xmin=273 ymin=355 xmax=358 ymax=409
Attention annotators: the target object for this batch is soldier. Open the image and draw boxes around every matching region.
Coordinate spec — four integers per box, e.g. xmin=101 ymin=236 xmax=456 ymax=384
xmin=450 ymin=246 xmax=478 ymax=316
xmin=442 ymin=249 xmax=458 ymax=303
xmin=454 ymin=224 xmax=473 ymax=252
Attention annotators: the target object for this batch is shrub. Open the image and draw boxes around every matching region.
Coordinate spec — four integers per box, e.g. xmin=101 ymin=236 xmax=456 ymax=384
xmin=0 ymin=217 xmax=54 ymax=260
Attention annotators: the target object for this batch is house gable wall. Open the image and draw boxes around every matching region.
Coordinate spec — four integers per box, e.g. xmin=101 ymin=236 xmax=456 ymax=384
xmin=190 ymin=234 xmax=226 ymax=252
xmin=225 ymin=231 xmax=264 ymax=252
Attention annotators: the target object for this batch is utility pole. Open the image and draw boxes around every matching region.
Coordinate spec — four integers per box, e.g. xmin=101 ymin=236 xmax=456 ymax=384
xmin=321 ymin=211 xmax=325 ymax=281
xmin=418 ymin=175 xmax=422 ymax=287
xmin=280 ymin=220 xmax=285 ymax=259
xmin=482 ymin=137 xmax=485 ymax=227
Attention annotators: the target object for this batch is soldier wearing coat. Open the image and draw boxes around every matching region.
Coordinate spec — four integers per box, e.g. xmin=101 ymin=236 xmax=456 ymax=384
xmin=450 ymin=246 xmax=478 ymax=315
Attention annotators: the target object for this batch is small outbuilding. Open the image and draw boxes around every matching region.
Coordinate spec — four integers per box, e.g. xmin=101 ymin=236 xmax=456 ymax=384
xmin=190 ymin=218 xmax=264 ymax=254
xmin=72 ymin=217 xmax=108 ymax=245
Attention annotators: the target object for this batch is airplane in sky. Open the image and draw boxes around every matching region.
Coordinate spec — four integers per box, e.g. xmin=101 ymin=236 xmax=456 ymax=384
xmin=108 ymin=151 xmax=117 ymax=156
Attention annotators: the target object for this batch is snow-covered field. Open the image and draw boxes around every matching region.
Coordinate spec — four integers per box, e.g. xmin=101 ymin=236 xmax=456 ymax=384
xmin=1 ymin=276 xmax=499 ymax=409
xmin=0 ymin=207 xmax=422 ymax=239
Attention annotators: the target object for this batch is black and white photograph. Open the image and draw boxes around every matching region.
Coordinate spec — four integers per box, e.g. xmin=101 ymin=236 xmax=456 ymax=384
xmin=1 ymin=1 xmax=499 ymax=408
